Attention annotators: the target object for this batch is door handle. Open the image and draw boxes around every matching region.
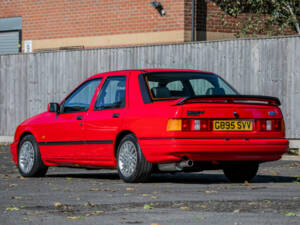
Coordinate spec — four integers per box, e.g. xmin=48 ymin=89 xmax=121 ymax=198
xmin=112 ymin=113 xmax=120 ymax=118
xmin=77 ymin=115 xmax=83 ymax=120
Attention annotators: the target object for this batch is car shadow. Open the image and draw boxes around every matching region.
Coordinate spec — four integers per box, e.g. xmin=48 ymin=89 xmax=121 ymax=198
xmin=46 ymin=172 xmax=298 ymax=184
xmin=46 ymin=172 xmax=120 ymax=180
xmin=150 ymin=173 xmax=298 ymax=184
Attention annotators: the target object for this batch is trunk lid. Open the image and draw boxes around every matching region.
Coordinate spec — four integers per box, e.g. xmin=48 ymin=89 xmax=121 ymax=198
xmin=174 ymin=95 xmax=284 ymax=139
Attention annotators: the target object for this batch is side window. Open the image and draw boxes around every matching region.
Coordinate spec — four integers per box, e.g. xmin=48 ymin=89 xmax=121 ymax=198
xmin=166 ymin=81 xmax=183 ymax=92
xmin=63 ymin=78 xmax=102 ymax=113
xmin=166 ymin=81 xmax=188 ymax=97
xmin=148 ymin=81 xmax=159 ymax=89
xmin=95 ymin=76 xmax=126 ymax=110
xmin=190 ymin=79 xmax=214 ymax=95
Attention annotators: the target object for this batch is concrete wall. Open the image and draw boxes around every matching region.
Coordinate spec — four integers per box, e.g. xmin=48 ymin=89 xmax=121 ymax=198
xmin=0 ymin=36 xmax=299 ymax=138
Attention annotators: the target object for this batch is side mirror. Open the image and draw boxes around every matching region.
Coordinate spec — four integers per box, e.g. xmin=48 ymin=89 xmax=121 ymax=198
xmin=48 ymin=103 xmax=60 ymax=113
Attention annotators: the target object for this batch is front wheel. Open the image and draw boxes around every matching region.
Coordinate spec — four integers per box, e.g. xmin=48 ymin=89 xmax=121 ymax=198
xmin=117 ymin=134 xmax=152 ymax=183
xmin=223 ymin=163 xmax=259 ymax=183
xmin=18 ymin=135 xmax=48 ymax=177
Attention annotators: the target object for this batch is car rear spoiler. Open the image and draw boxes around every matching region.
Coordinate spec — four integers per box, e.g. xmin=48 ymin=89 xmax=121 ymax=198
xmin=175 ymin=95 xmax=281 ymax=106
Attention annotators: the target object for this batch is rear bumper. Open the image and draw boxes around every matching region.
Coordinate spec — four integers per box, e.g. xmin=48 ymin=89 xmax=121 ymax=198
xmin=10 ymin=141 xmax=18 ymax=164
xmin=139 ymin=138 xmax=289 ymax=163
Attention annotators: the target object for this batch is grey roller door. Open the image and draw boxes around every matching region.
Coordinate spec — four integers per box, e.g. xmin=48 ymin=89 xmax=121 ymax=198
xmin=0 ymin=31 xmax=20 ymax=54
xmin=0 ymin=17 xmax=22 ymax=55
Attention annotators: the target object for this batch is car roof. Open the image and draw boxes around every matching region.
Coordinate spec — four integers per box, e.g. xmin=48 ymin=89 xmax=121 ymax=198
xmin=88 ymin=68 xmax=214 ymax=80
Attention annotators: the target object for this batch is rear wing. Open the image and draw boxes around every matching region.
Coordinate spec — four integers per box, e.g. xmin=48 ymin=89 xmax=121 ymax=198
xmin=175 ymin=95 xmax=281 ymax=106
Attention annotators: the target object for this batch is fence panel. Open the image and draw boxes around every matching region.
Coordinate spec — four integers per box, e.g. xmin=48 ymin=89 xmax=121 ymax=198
xmin=0 ymin=36 xmax=299 ymax=138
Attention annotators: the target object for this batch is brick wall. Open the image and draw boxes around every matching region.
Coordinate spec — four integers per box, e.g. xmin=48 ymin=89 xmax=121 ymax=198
xmin=205 ymin=2 xmax=247 ymax=34
xmin=0 ymin=0 xmax=185 ymax=41
xmin=0 ymin=0 xmax=296 ymax=50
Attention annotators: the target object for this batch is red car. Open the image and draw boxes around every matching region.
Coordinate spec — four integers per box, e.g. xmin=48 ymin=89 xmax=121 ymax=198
xmin=10 ymin=69 xmax=288 ymax=183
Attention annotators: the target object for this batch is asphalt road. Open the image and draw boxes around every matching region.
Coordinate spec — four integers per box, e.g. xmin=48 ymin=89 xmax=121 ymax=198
xmin=0 ymin=144 xmax=299 ymax=225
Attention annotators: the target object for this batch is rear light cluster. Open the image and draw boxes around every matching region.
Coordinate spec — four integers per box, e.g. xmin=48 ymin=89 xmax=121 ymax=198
xmin=167 ymin=119 xmax=284 ymax=132
xmin=167 ymin=119 xmax=212 ymax=132
xmin=182 ymin=119 xmax=212 ymax=131
xmin=256 ymin=119 xmax=283 ymax=132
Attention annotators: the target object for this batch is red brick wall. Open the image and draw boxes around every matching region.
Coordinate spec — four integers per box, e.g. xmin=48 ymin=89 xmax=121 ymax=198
xmin=205 ymin=2 xmax=247 ymax=33
xmin=0 ymin=0 xmax=185 ymax=41
xmin=1 ymin=0 xmax=296 ymax=46
xmin=184 ymin=0 xmax=192 ymax=31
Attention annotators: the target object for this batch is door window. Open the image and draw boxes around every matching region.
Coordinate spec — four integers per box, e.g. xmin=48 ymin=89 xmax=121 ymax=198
xmin=95 ymin=76 xmax=126 ymax=110
xmin=63 ymin=78 xmax=102 ymax=113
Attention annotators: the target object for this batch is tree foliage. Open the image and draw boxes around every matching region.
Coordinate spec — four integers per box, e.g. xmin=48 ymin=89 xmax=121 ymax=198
xmin=210 ymin=0 xmax=300 ymax=37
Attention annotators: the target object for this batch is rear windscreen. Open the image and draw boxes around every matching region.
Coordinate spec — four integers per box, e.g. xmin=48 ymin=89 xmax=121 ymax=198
xmin=145 ymin=72 xmax=238 ymax=100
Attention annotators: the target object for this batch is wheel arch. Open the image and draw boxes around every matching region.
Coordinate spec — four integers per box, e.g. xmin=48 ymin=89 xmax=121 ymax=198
xmin=18 ymin=131 xmax=35 ymax=150
xmin=16 ymin=131 xmax=48 ymax=177
xmin=114 ymin=130 xmax=136 ymax=157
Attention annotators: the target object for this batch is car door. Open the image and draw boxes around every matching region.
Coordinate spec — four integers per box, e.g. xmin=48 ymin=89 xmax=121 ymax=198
xmin=41 ymin=78 xmax=102 ymax=162
xmin=84 ymin=75 xmax=127 ymax=166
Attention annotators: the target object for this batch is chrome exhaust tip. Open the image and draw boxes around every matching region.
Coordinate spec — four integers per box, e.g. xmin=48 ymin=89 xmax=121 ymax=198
xmin=177 ymin=160 xmax=193 ymax=168
xmin=158 ymin=159 xmax=194 ymax=172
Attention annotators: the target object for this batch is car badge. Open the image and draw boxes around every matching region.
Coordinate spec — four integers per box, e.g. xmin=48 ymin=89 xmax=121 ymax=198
xmin=268 ymin=111 xmax=276 ymax=116
xmin=187 ymin=111 xmax=205 ymax=116
xmin=233 ymin=111 xmax=239 ymax=118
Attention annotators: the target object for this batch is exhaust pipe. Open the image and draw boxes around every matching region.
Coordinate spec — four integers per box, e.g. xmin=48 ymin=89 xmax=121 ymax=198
xmin=177 ymin=159 xmax=193 ymax=168
xmin=158 ymin=160 xmax=194 ymax=172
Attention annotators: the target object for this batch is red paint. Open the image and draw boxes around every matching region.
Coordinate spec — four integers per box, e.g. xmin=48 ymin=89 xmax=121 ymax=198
xmin=10 ymin=69 xmax=289 ymax=169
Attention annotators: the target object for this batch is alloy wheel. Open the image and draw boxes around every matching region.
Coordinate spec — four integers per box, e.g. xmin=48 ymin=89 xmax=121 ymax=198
xmin=118 ymin=140 xmax=138 ymax=177
xmin=18 ymin=141 xmax=35 ymax=174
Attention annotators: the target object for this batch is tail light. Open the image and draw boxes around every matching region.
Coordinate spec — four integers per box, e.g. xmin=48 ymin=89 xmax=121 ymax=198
xmin=167 ymin=119 xmax=212 ymax=132
xmin=256 ymin=119 xmax=283 ymax=132
xmin=167 ymin=119 xmax=182 ymax=131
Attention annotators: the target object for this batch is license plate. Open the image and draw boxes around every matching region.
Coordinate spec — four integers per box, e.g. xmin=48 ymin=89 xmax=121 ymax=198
xmin=213 ymin=120 xmax=253 ymax=131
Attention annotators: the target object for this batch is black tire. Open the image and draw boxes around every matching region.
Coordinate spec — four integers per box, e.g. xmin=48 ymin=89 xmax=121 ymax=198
xmin=117 ymin=134 xmax=152 ymax=183
xmin=18 ymin=135 xmax=48 ymax=177
xmin=223 ymin=163 xmax=259 ymax=183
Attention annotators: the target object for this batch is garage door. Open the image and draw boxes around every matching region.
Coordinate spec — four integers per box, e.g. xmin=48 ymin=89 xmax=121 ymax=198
xmin=0 ymin=31 xmax=20 ymax=54
xmin=0 ymin=17 xmax=22 ymax=54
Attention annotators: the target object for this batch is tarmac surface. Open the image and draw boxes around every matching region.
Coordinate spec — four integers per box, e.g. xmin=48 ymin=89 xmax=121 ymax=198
xmin=0 ymin=144 xmax=299 ymax=225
